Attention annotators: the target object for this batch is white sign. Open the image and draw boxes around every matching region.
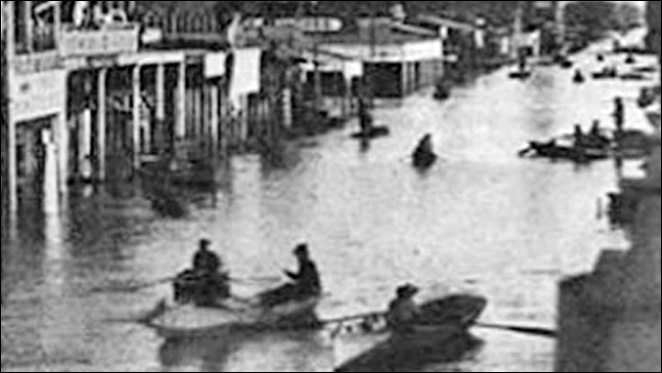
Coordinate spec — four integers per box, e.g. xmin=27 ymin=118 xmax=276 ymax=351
xmin=274 ymin=17 xmax=344 ymax=33
xmin=323 ymin=39 xmax=442 ymax=64
xmin=205 ymin=52 xmax=227 ymax=78
xmin=10 ymin=69 xmax=67 ymax=122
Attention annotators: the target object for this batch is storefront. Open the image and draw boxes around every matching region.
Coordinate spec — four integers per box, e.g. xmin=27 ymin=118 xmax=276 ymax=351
xmin=321 ymin=36 xmax=443 ymax=98
xmin=10 ymin=68 xmax=68 ymax=212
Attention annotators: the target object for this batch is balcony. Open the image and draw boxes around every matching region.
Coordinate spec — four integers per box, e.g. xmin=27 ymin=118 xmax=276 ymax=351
xmin=59 ymin=24 xmax=140 ymax=58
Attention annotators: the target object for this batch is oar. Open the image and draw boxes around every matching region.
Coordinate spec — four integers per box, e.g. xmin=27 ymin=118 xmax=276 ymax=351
xmin=230 ymin=276 xmax=282 ymax=284
xmin=518 ymin=146 xmax=534 ymax=157
xmin=90 ymin=275 xmax=283 ymax=294
xmin=475 ymin=323 xmax=557 ymax=338
xmin=89 ymin=277 xmax=176 ymax=294
xmin=321 ymin=311 xmax=387 ymax=326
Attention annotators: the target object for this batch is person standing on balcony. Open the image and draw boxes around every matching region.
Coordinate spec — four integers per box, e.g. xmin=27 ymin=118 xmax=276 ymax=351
xmin=91 ymin=1 xmax=106 ymax=28
xmin=73 ymin=1 xmax=89 ymax=29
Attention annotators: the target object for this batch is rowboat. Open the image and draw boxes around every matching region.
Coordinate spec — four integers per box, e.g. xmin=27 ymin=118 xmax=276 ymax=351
xmin=592 ymin=68 xmax=618 ymax=80
xmin=509 ymin=70 xmax=532 ymax=80
xmin=413 ymin=151 xmax=438 ymax=169
xmin=333 ymin=294 xmax=487 ymax=372
xmin=146 ymin=294 xmax=321 ymax=339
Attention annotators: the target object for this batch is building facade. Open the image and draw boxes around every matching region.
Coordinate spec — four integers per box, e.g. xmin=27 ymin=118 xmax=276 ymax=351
xmin=318 ymin=19 xmax=444 ymax=98
xmin=1 ymin=1 xmax=228 ymax=217
xmin=2 ymin=1 xmax=10 ymax=229
xmin=555 ymin=5 xmax=661 ymax=365
xmin=647 ymin=1 xmax=661 ymax=61
xmin=3 ymin=1 xmax=69 ymax=216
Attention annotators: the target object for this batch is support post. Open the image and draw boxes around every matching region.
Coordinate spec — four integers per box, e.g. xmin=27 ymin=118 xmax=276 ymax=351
xmin=155 ymin=63 xmax=166 ymax=153
xmin=97 ymin=69 xmax=107 ymax=181
xmin=7 ymin=110 xmax=17 ymax=214
xmin=132 ymin=65 xmax=141 ymax=171
xmin=176 ymin=62 xmax=186 ymax=140
xmin=55 ymin=110 xmax=68 ymax=194
xmin=25 ymin=1 xmax=33 ymax=53
xmin=210 ymin=80 xmax=220 ymax=156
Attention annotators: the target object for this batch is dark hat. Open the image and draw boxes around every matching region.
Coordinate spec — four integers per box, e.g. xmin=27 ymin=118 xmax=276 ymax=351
xmin=397 ymin=284 xmax=419 ymax=298
xmin=199 ymin=239 xmax=211 ymax=248
xmin=294 ymin=243 xmax=309 ymax=257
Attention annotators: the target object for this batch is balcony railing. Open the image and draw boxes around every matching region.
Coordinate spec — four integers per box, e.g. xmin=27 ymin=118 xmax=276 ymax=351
xmin=59 ymin=24 xmax=140 ymax=58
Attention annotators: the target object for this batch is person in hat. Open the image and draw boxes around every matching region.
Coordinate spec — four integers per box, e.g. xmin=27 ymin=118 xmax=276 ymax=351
xmin=387 ymin=284 xmax=421 ymax=332
xmin=261 ymin=243 xmax=322 ymax=308
xmin=285 ymin=244 xmax=322 ymax=295
xmin=193 ymin=239 xmax=222 ymax=275
xmin=177 ymin=239 xmax=230 ymax=307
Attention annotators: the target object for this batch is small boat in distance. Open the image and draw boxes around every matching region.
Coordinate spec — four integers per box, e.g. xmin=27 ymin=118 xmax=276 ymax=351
xmin=412 ymin=134 xmax=438 ymax=169
xmin=509 ymin=70 xmax=532 ymax=80
xmin=573 ymin=70 xmax=586 ymax=84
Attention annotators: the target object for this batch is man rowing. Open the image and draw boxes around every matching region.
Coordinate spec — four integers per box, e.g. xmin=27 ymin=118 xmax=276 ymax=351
xmin=261 ymin=243 xmax=322 ymax=308
xmin=387 ymin=284 xmax=421 ymax=333
xmin=413 ymin=134 xmax=438 ymax=168
xmin=174 ymin=239 xmax=231 ymax=307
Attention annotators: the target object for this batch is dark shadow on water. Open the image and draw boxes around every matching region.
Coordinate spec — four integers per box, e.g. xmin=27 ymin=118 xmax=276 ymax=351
xmin=260 ymin=143 xmax=304 ymax=178
xmin=336 ymin=333 xmax=484 ymax=373
xmin=158 ymin=329 xmax=326 ymax=372
xmin=159 ymin=334 xmax=238 ymax=372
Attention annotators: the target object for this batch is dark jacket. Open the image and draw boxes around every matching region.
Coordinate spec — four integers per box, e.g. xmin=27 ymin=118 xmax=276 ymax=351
xmin=286 ymin=260 xmax=322 ymax=295
xmin=193 ymin=250 xmax=221 ymax=274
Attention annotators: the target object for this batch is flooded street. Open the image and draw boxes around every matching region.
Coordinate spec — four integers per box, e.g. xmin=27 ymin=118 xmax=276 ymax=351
xmin=2 ymin=42 xmax=656 ymax=372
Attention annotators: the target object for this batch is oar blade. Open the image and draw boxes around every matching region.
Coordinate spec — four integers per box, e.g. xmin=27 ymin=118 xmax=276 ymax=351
xmin=476 ymin=323 xmax=557 ymax=338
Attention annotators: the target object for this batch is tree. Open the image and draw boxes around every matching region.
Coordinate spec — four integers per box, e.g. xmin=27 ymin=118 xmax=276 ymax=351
xmin=615 ymin=2 xmax=644 ymax=32
xmin=564 ymin=1 xmax=619 ymax=41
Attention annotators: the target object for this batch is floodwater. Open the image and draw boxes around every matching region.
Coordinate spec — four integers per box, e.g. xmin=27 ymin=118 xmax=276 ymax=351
xmin=2 ymin=38 xmax=658 ymax=372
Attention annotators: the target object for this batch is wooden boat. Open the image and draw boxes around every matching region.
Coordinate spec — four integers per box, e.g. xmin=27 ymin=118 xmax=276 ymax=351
xmin=509 ymin=70 xmax=532 ymax=80
xmin=146 ymin=294 xmax=321 ymax=339
xmin=620 ymin=72 xmax=648 ymax=81
xmin=592 ymin=68 xmax=618 ymax=80
xmin=351 ymin=126 xmax=391 ymax=140
xmin=527 ymin=141 xmax=610 ymax=163
xmin=560 ymin=60 xmax=574 ymax=69
xmin=433 ymin=88 xmax=451 ymax=101
xmin=413 ymin=151 xmax=438 ymax=169
xmin=433 ymin=80 xmax=452 ymax=100
xmin=573 ymin=71 xmax=586 ymax=84
xmin=333 ymin=295 xmax=487 ymax=372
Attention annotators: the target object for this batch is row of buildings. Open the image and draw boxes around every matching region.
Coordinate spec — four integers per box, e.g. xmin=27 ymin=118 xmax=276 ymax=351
xmin=555 ymin=2 xmax=661 ymax=372
xmin=0 ymin=1 xmax=564 ymax=223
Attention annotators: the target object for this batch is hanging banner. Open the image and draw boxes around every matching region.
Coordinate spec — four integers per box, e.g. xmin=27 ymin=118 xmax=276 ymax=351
xmin=229 ymin=48 xmax=262 ymax=108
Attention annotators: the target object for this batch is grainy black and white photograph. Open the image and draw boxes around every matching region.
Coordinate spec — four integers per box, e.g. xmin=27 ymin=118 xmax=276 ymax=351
xmin=1 ymin=1 xmax=660 ymax=372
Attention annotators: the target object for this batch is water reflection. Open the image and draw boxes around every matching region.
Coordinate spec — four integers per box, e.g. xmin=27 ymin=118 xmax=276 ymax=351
xmin=335 ymin=333 xmax=484 ymax=373
xmin=159 ymin=330 xmax=331 ymax=372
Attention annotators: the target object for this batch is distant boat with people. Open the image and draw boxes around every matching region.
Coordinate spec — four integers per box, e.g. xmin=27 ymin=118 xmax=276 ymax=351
xmin=412 ymin=134 xmax=438 ymax=169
